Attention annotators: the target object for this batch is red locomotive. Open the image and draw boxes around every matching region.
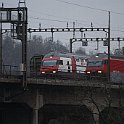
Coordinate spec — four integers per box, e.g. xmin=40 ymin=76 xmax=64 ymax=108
xmin=85 ymin=54 xmax=124 ymax=78
xmin=40 ymin=52 xmax=88 ymax=79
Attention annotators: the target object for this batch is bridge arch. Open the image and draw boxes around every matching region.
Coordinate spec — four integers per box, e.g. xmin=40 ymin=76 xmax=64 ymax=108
xmin=39 ymin=104 xmax=94 ymax=124
xmin=99 ymin=107 xmax=124 ymax=124
xmin=0 ymin=102 xmax=32 ymax=124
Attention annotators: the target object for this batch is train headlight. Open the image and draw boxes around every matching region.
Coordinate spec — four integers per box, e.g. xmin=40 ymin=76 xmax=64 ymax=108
xmin=87 ymin=71 xmax=90 ymax=74
xmin=42 ymin=72 xmax=45 ymax=74
xmin=81 ymin=71 xmax=85 ymax=73
xmin=53 ymin=71 xmax=56 ymax=73
xmin=98 ymin=70 xmax=102 ymax=73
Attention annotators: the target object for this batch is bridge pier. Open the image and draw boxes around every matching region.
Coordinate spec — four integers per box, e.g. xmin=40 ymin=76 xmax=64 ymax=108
xmin=33 ymin=108 xmax=39 ymax=124
xmin=92 ymin=108 xmax=100 ymax=124
xmin=11 ymin=88 xmax=44 ymax=124
xmin=83 ymin=102 xmax=100 ymax=124
xmin=32 ymin=89 xmax=44 ymax=124
xmin=0 ymin=81 xmax=124 ymax=124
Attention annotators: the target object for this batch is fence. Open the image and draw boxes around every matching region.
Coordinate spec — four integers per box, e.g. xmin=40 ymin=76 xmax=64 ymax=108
xmin=2 ymin=65 xmax=20 ymax=78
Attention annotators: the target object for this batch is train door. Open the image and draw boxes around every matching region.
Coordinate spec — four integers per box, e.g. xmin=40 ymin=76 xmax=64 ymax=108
xmin=76 ymin=58 xmax=87 ymax=73
xmin=59 ymin=57 xmax=72 ymax=72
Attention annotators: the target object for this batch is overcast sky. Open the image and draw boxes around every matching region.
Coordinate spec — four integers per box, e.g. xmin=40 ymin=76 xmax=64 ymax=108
xmin=1 ymin=0 xmax=124 ymax=53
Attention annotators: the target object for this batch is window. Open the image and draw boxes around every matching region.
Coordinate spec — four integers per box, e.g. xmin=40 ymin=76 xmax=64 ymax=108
xmin=76 ymin=59 xmax=79 ymax=62
xmin=67 ymin=61 xmax=69 ymax=65
xmin=42 ymin=60 xmax=57 ymax=66
xmin=57 ymin=60 xmax=63 ymax=65
xmin=103 ymin=60 xmax=108 ymax=64
xmin=87 ymin=60 xmax=103 ymax=67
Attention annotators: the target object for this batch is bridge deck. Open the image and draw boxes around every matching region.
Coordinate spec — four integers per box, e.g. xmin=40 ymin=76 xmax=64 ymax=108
xmin=0 ymin=77 xmax=124 ymax=89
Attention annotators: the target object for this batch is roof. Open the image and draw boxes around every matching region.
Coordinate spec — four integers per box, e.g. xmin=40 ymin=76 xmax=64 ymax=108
xmin=44 ymin=52 xmax=89 ymax=59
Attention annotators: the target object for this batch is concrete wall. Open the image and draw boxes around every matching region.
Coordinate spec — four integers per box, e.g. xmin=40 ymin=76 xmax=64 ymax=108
xmin=0 ymin=83 xmax=124 ymax=124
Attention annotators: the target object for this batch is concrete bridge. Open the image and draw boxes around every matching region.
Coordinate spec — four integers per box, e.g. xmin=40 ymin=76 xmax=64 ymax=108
xmin=0 ymin=77 xmax=124 ymax=124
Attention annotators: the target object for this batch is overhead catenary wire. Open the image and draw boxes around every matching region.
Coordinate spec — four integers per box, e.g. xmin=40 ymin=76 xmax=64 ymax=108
xmin=1 ymin=1 xmax=124 ymax=54
xmin=1 ymin=1 xmax=124 ymax=34
xmin=55 ymin=0 xmax=124 ymax=15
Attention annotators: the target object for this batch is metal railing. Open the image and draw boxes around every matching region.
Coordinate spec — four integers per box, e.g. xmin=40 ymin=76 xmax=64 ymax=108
xmin=2 ymin=65 xmax=20 ymax=78
xmin=1 ymin=64 xmax=123 ymax=84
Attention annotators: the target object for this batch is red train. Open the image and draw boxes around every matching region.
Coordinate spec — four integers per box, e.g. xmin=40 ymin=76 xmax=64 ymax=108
xmin=30 ymin=54 xmax=44 ymax=75
xmin=40 ymin=52 xmax=88 ymax=79
xmin=85 ymin=54 xmax=124 ymax=78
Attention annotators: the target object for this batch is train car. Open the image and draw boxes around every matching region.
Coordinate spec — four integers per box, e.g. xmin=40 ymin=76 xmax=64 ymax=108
xmin=30 ymin=54 xmax=44 ymax=74
xmin=40 ymin=52 xmax=88 ymax=79
xmin=85 ymin=54 xmax=124 ymax=79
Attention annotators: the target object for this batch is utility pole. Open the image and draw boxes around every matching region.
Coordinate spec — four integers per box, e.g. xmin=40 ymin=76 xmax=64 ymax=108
xmin=70 ymin=39 xmax=72 ymax=53
xmin=0 ymin=2 xmax=28 ymax=87
xmin=22 ymin=19 xmax=28 ymax=88
xmin=108 ymin=11 xmax=111 ymax=83
xmin=73 ymin=22 xmax=75 ymax=38
xmin=51 ymin=28 xmax=54 ymax=42
xmin=118 ymin=38 xmax=120 ymax=50
xmin=17 ymin=0 xmax=28 ymax=88
xmin=18 ymin=0 xmax=26 ymax=7
xmin=0 ymin=11 xmax=2 ymax=76
xmin=96 ymin=40 xmax=99 ymax=51
xmin=95 ymin=38 xmax=99 ymax=52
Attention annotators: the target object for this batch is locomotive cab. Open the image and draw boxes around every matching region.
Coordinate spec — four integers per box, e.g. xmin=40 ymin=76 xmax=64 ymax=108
xmin=85 ymin=58 xmax=108 ymax=78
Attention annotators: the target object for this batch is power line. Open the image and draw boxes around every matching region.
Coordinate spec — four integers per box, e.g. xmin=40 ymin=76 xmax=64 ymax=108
xmin=1 ymin=2 xmax=90 ymax=26
xmin=1 ymin=1 xmax=90 ymax=25
xmin=55 ymin=0 xmax=108 ymax=12
xmin=28 ymin=10 xmax=91 ymax=26
xmin=1 ymin=1 xmax=124 ymax=34
xmin=29 ymin=16 xmax=68 ymax=23
xmin=24 ymin=15 xmax=124 ymax=34
xmin=29 ymin=15 xmax=92 ymax=27
xmin=55 ymin=0 xmax=124 ymax=15
xmin=0 ymin=1 xmax=109 ymax=27
xmin=111 ymin=29 xmax=124 ymax=33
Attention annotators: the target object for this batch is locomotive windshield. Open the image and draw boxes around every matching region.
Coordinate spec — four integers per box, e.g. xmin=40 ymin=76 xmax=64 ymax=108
xmin=42 ymin=60 xmax=57 ymax=66
xmin=42 ymin=60 xmax=63 ymax=66
xmin=87 ymin=60 xmax=103 ymax=67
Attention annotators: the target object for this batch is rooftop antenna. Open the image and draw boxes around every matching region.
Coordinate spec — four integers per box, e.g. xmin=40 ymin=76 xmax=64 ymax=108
xmin=18 ymin=0 xmax=26 ymax=7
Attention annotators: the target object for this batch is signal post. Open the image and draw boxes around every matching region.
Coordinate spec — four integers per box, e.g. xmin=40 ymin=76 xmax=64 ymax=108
xmin=0 ymin=6 xmax=28 ymax=87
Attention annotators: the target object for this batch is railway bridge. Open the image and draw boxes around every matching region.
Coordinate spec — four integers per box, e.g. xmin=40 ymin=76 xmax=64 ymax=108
xmin=0 ymin=3 xmax=124 ymax=124
xmin=0 ymin=77 xmax=124 ymax=124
